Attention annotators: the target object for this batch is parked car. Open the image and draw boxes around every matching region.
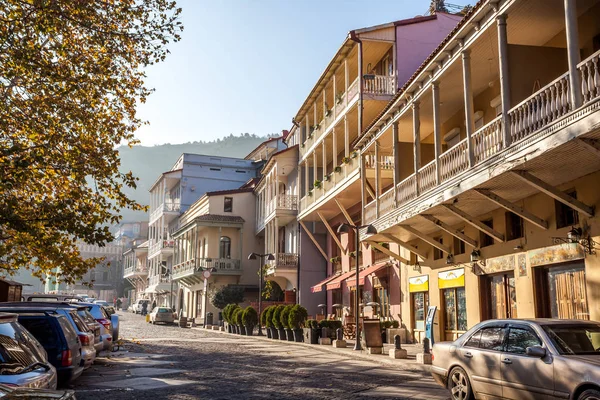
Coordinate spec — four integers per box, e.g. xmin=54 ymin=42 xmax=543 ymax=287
xmin=148 ymin=307 xmax=175 ymax=325
xmin=0 ymin=313 xmax=57 ymax=390
xmin=21 ymin=294 xmax=85 ymax=303
xmin=0 ymin=303 xmax=98 ymax=369
xmin=10 ymin=312 xmax=83 ymax=386
xmin=431 ymin=318 xmax=600 ymax=400
xmin=131 ymin=299 xmax=150 ymax=314
xmin=77 ymin=303 xmax=114 ymax=352
xmin=0 ymin=383 xmax=76 ymax=399
xmin=93 ymin=301 xmax=116 ymax=315
xmin=72 ymin=308 xmax=103 ymax=354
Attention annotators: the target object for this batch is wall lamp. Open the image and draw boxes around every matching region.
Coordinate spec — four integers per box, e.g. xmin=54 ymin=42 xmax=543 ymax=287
xmin=553 ymin=226 xmax=597 ymax=255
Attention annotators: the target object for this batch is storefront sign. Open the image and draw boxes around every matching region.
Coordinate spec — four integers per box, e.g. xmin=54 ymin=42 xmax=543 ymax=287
xmin=529 ymin=243 xmax=585 ymax=267
xmin=438 ymin=268 xmax=465 ymax=289
xmin=480 ymin=255 xmax=515 ymax=274
xmin=408 ymin=275 xmax=429 ymax=292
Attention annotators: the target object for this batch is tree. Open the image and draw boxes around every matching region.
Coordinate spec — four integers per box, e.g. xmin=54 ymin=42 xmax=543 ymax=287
xmin=0 ymin=1 xmax=183 ymax=283
xmin=429 ymin=0 xmax=449 ymax=14
xmin=210 ymin=285 xmax=245 ymax=310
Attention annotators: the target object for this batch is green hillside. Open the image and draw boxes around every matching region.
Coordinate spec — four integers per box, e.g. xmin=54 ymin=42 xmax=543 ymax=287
xmin=117 ymin=133 xmax=275 ymax=222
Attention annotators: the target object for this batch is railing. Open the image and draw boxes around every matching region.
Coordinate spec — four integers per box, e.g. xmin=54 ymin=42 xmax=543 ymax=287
xmin=363 ymin=75 xmax=396 ymax=96
xmin=473 ymin=116 xmax=503 ymax=164
xmin=149 ymin=274 xmax=170 ymax=287
xmin=379 ymin=187 xmax=396 ymax=216
xmin=347 ymin=77 xmax=359 ymax=100
xmin=364 ymin=200 xmax=377 ymax=223
xmin=269 ymin=253 xmax=298 ymax=269
xmin=277 ymin=194 xmax=298 ymax=211
xmin=418 ymin=159 xmax=437 ymax=194
xmin=148 ymin=239 xmax=175 ymax=258
xmin=396 ymin=174 xmax=417 ymax=205
xmin=439 ymin=138 xmax=469 ymax=183
xmin=508 ymin=73 xmax=570 ymax=143
xmin=149 ymin=200 xmax=181 ymax=223
xmin=365 ymin=154 xmax=394 ymax=170
xmin=579 ymin=49 xmax=600 ymax=104
xmin=172 ymin=258 xmax=242 ymax=280
xmin=123 ymin=264 xmax=148 ymax=277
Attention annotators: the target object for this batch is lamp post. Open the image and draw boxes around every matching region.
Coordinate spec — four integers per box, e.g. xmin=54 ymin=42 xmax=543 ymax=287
xmin=337 ymin=222 xmax=377 ymax=351
xmin=248 ymin=252 xmax=275 ymax=336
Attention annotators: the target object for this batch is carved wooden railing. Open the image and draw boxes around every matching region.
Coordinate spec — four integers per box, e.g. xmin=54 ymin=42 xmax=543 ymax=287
xmin=418 ymin=159 xmax=437 ymax=193
xmin=363 ymin=75 xmax=396 ymax=96
xmin=579 ymin=49 xmax=600 ymax=104
xmin=396 ymin=174 xmax=417 ymax=205
xmin=439 ymin=138 xmax=469 ymax=183
xmin=473 ymin=116 xmax=503 ymax=164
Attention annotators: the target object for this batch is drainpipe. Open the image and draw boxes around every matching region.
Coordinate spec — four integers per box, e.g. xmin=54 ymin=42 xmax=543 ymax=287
xmin=296 ymin=222 xmax=301 ymax=305
xmin=350 ymin=31 xmax=365 ymax=222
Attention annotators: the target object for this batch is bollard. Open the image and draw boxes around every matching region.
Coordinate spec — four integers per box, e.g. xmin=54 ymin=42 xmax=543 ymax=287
xmin=423 ymin=337 xmax=430 ymax=354
xmin=332 ymin=327 xmax=346 ymax=348
xmin=417 ymin=337 xmax=432 ymax=364
xmin=336 ymin=328 xmax=343 ymax=341
xmin=394 ymin=334 xmax=402 ymax=350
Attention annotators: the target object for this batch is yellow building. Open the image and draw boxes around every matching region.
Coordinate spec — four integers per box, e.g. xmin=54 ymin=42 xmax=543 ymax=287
xmin=353 ymin=0 xmax=600 ymax=343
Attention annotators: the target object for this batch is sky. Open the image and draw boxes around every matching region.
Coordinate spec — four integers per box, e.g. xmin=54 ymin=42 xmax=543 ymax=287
xmin=136 ymin=0 xmax=472 ymax=146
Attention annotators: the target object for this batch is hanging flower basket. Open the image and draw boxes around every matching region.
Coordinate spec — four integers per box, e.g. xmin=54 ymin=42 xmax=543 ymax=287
xmin=313 ymin=180 xmax=322 ymax=189
xmin=334 ymin=166 xmax=342 ymax=173
xmin=341 ymin=157 xmax=351 ymax=165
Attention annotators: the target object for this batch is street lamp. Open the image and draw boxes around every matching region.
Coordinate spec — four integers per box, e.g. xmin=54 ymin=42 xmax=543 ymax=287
xmin=336 ymin=222 xmax=377 ymax=350
xmin=248 ymin=252 xmax=275 ymax=336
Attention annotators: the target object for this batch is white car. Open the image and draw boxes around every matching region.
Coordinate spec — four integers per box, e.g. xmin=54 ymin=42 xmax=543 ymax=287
xmin=131 ymin=299 xmax=150 ymax=314
xmin=148 ymin=307 xmax=175 ymax=325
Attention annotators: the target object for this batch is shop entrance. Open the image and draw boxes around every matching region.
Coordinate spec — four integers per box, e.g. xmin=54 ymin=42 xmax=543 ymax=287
xmin=480 ymin=272 xmax=517 ymax=320
xmin=534 ymin=261 xmax=589 ymax=320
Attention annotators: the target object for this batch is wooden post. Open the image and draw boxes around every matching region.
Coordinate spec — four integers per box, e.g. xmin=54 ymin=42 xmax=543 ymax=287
xmin=432 ymin=82 xmax=442 ymax=184
xmin=344 ymin=115 xmax=350 ymax=157
xmin=332 ymin=127 xmax=338 ymax=168
xmin=375 ymin=141 xmax=381 ymax=218
xmin=462 ymin=50 xmax=475 ymax=167
xmin=564 ymin=0 xmax=582 ymax=108
xmin=497 ymin=14 xmax=512 ymax=148
xmin=412 ymin=101 xmax=421 ymax=196
xmin=322 ymin=140 xmax=327 ymax=182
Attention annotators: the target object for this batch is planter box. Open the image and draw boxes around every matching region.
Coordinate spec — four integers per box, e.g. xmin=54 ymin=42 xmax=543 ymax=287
xmin=278 ymin=328 xmax=286 ymax=340
xmin=240 ymin=326 xmax=246 ymax=335
xmin=386 ymin=328 xmax=408 ymax=344
xmin=266 ymin=327 xmax=272 ymax=338
xmin=303 ymin=328 xmax=319 ymax=344
xmin=271 ymin=327 xmax=279 ymax=340
xmin=285 ymin=329 xmax=294 ymax=342
xmin=245 ymin=325 xmax=254 ymax=336
xmin=293 ymin=329 xmax=303 ymax=342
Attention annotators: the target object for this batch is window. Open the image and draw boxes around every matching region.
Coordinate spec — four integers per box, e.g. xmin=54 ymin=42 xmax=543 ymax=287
xmin=219 ymin=236 xmax=231 ymax=259
xmin=224 ymin=197 xmax=233 ymax=213
xmin=454 ymin=233 xmax=466 ymax=255
xmin=542 ymin=324 xmax=600 ymax=355
xmin=434 ymin=237 xmax=444 ymax=260
xmin=465 ymin=330 xmax=482 ymax=348
xmin=375 ymin=286 xmax=390 ymax=318
xmin=479 ymin=327 xmax=505 ymax=351
xmin=505 ymin=212 xmax=524 ymax=241
xmin=412 ymin=291 xmax=429 ymax=330
xmin=555 ymin=190 xmax=579 ymax=229
xmin=480 ymin=219 xmax=494 ymax=247
xmin=481 ymin=273 xmax=517 ymax=320
xmin=443 ymin=287 xmax=467 ymax=331
xmin=102 ymin=271 xmax=108 ymax=281
xmin=506 ymin=327 xmax=541 ymax=354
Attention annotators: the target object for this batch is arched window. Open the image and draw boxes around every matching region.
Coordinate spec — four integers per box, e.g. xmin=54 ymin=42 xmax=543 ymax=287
xmin=219 ymin=236 xmax=231 ymax=259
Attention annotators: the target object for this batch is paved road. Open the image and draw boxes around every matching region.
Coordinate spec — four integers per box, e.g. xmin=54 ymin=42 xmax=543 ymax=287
xmin=73 ymin=312 xmax=451 ymax=399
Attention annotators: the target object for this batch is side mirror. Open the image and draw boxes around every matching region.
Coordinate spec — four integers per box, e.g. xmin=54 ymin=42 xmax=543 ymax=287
xmin=525 ymin=345 xmax=546 ymax=358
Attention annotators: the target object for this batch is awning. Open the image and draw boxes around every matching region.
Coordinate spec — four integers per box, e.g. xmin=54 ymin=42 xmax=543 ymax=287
xmin=346 ymin=263 xmax=388 ymax=288
xmin=311 ymin=274 xmax=340 ymax=293
xmin=325 ymin=270 xmax=356 ymax=291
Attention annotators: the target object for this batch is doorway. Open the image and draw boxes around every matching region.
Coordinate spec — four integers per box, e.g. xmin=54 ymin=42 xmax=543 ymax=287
xmin=534 ymin=261 xmax=589 ymax=320
xmin=480 ymin=272 xmax=517 ymax=320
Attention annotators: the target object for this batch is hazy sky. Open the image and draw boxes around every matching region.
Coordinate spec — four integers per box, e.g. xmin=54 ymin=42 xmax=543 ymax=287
xmin=136 ymin=0 xmax=471 ymax=146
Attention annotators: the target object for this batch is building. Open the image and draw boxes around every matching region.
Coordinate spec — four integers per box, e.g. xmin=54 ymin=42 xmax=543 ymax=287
xmin=350 ymin=0 xmax=600 ymax=343
xmin=171 ymin=180 xmax=263 ymax=320
xmin=146 ymin=153 xmax=261 ymax=307
xmin=293 ymin=13 xmax=462 ymax=319
xmin=122 ymin=239 xmax=149 ymax=304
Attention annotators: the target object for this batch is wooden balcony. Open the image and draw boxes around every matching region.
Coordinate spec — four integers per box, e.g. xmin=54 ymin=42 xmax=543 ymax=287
xmin=148 ymin=239 xmax=175 ymax=259
xmin=172 ymin=258 xmax=242 ymax=283
xmin=149 ymin=200 xmax=181 ymax=224
xmin=123 ymin=263 xmax=148 ymax=279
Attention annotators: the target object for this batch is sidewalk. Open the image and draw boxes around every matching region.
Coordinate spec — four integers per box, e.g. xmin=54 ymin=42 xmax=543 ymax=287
xmin=192 ymin=326 xmax=432 ymax=372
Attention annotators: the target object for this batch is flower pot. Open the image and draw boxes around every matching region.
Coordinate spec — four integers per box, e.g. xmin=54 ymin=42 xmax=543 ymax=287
xmin=303 ymin=328 xmax=319 ymax=344
xmin=240 ymin=326 xmax=246 ymax=335
xmin=293 ymin=329 xmax=303 ymax=342
xmin=266 ymin=327 xmax=272 ymax=338
xmin=245 ymin=325 xmax=254 ymax=336
xmin=271 ymin=327 xmax=279 ymax=340
xmin=278 ymin=328 xmax=286 ymax=340
xmin=285 ymin=328 xmax=294 ymax=342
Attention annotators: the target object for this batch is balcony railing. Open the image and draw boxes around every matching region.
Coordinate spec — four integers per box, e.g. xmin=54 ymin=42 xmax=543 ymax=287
xmin=473 ymin=116 xmax=503 ymax=164
xmin=148 ymin=239 xmax=175 ymax=257
xmin=580 ymin=50 xmax=600 ymax=103
xmin=363 ymin=75 xmax=396 ymax=96
xmin=364 ymin=154 xmax=394 ymax=170
xmin=397 ymin=174 xmax=417 ymax=205
xmin=418 ymin=159 xmax=437 ymax=193
xmin=172 ymin=258 xmax=242 ymax=280
xmin=439 ymin=138 xmax=469 ymax=182
xmin=364 ymin=200 xmax=377 ymax=224
xmin=149 ymin=274 xmax=170 ymax=287
xmin=268 ymin=253 xmax=298 ymax=271
xmin=124 ymin=263 xmax=148 ymax=278
xmin=150 ymin=200 xmax=181 ymax=223
xmin=379 ymin=186 xmax=396 ymax=216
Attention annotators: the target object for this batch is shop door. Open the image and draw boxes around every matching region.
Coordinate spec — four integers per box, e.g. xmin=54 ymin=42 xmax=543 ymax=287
xmin=548 ymin=264 xmax=589 ymax=320
xmin=481 ymin=273 xmax=517 ymax=320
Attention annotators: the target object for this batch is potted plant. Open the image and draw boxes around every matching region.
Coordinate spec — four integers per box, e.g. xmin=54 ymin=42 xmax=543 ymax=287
xmin=351 ymin=151 xmax=358 ymax=158
xmin=303 ymin=319 xmax=320 ymax=344
xmin=281 ymin=305 xmax=294 ymax=342
xmin=329 ymin=256 xmax=341 ymax=264
xmin=325 ymin=109 xmax=332 ymax=117
xmin=308 ymin=190 xmax=313 ymax=197
xmin=266 ymin=306 xmax=278 ymax=339
xmin=334 ymin=166 xmax=342 ymax=173
xmin=222 ymin=304 xmax=232 ymax=333
xmin=385 ymin=320 xmax=406 ymax=345
xmin=313 ymin=124 xmax=320 ymax=131
xmin=323 ymin=174 xmax=330 ymax=182
xmin=229 ymin=305 xmax=241 ymax=334
xmin=233 ymin=307 xmax=244 ymax=335
xmin=261 ymin=306 xmax=272 ymax=338
xmin=313 ymin=180 xmax=322 ymax=189
xmin=341 ymin=157 xmax=351 ymax=165
xmin=242 ymin=306 xmax=258 ymax=336
xmin=335 ymin=92 xmax=344 ymax=104
xmin=288 ymin=305 xmax=308 ymax=342
xmin=272 ymin=305 xmax=286 ymax=340
xmin=328 ymin=320 xmax=343 ymax=339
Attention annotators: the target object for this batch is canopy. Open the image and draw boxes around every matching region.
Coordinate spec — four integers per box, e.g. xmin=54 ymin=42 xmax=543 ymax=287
xmin=310 ymin=274 xmax=341 ymax=293
xmin=325 ymin=270 xmax=356 ymax=291
xmin=346 ymin=263 xmax=388 ymax=288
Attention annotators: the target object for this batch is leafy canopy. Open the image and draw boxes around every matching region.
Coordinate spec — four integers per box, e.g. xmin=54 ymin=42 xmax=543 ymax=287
xmin=210 ymin=285 xmax=244 ymax=310
xmin=0 ymin=0 xmax=182 ymax=283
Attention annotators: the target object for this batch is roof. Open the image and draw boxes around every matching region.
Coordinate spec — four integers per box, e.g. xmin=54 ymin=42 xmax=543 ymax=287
xmin=0 ymin=277 xmax=28 ymax=286
xmin=205 ymin=187 xmax=255 ymax=197
xmin=355 ymin=4 xmax=483 ymax=147
xmin=326 ymin=270 xmax=357 ymax=291
xmin=195 ymin=214 xmax=245 ymax=224
xmin=346 ymin=263 xmax=389 ymax=287
xmin=259 ymin=145 xmax=298 ymax=175
xmin=311 ymin=274 xmax=342 ymax=293
xmin=244 ymin=136 xmax=282 ymax=160
xmin=149 ymin=168 xmax=183 ymax=191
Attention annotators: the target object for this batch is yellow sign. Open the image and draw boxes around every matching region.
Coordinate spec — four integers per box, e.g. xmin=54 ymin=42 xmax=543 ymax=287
xmin=409 ymin=275 xmax=429 ymax=292
xmin=438 ymin=268 xmax=465 ymax=289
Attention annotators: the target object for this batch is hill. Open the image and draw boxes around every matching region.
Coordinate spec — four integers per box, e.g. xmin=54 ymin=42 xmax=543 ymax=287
xmin=117 ymin=133 xmax=275 ymax=222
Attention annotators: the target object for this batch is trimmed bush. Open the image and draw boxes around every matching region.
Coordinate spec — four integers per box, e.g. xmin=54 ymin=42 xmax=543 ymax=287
xmin=242 ymin=306 xmax=258 ymax=327
xmin=271 ymin=305 xmax=285 ymax=329
xmin=264 ymin=306 xmax=274 ymax=328
xmin=305 ymin=319 xmax=319 ymax=329
xmin=260 ymin=306 xmax=271 ymax=327
xmin=232 ymin=307 xmax=243 ymax=326
xmin=288 ymin=305 xmax=308 ymax=329
xmin=280 ymin=305 xmax=292 ymax=329
xmin=223 ymin=304 xmax=236 ymax=323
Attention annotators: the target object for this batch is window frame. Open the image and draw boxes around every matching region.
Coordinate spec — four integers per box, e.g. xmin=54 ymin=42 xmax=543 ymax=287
xmin=555 ymin=190 xmax=579 ymax=229
xmin=505 ymin=212 xmax=524 ymax=241
xmin=463 ymin=323 xmax=507 ymax=352
xmin=224 ymin=197 xmax=233 ymax=213
xmin=505 ymin=324 xmax=543 ymax=355
xmin=480 ymin=219 xmax=495 ymax=248
xmin=219 ymin=236 xmax=231 ymax=259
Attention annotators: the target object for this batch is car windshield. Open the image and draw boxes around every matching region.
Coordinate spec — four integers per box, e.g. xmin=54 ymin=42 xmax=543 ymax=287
xmin=158 ymin=308 xmax=170 ymax=313
xmin=543 ymin=324 xmax=600 ymax=355
xmin=0 ymin=321 xmax=46 ymax=374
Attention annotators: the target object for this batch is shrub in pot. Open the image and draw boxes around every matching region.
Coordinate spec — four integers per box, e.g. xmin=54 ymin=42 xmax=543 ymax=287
xmin=231 ymin=305 xmax=242 ymax=334
xmin=242 ymin=306 xmax=258 ymax=336
xmin=232 ymin=307 xmax=243 ymax=335
xmin=272 ymin=305 xmax=286 ymax=340
xmin=303 ymin=319 xmax=320 ymax=344
xmin=222 ymin=304 xmax=231 ymax=332
xmin=288 ymin=304 xmax=308 ymax=342
xmin=261 ymin=306 xmax=272 ymax=338
xmin=280 ymin=305 xmax=294 ymax=342
xmin=223 ymin=304 xmax=238 ymax=333
xmin=265 ymin=306 xmax=277 ymax=339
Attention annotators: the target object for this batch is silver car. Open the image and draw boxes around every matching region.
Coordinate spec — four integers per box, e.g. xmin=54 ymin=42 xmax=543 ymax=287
xmin=431 ymin=319 xmax=600 ymax=400
xmin=149 ymin=307 xmax=175 ymax=325
xmin=0 ymin=313 xmax=57 ymax=390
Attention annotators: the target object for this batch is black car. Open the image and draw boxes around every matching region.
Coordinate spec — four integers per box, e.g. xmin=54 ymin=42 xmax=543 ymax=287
xmin=14 ymin=312 xmax=84 ymax=386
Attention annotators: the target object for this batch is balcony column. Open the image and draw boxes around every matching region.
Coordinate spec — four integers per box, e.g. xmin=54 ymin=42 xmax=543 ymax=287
xmin=322 ymin=89 xmax=326 ymax=118
xmin=333 ymin=72 xmax=337 ymax=117
xmin=312 ymin=151 xmax=317 ymax=190
xmin=432 ymin=82 xmax=442 ymax=184
xmin=345 ymin=58 xmax=349 ymax=94
xmin=375 ymin=140 xmax=381 ymax=218
xmin=344 ymin=115 xmax=350 ymax=157
xmin=461 ymin=50 xmax=476 ymax=167
xmin=313 ymin=102 xmax=317 ymax=129
xmin=218 ymin=226 xmax=222 ymax=258
xmin=564 ymin=0 xmax=582 ymax=108
xmin=304 ymin=116 xmax=309 ymax=143
xmin=275 ymin=164 xmax=279 ymax=207
xmin=274 ymin=217 xmax=279 ymax=255
xmin=360 ymin=153 xmax=367 ymax=224
xmin=496 ymin=14 xmax=512 ymax=148
xmin=332 ymin=127 xmax=338 ymax=168
xmin=322 ymin=140 xmax=327 ymax=182
xmin=392 ymin=121 xmax=400 ymax=194
xmin=239 ymin=227 xmax=243 ymax=262
xmin=412 ymin=101 xmax=421 ymax=196
xmin=304 ymin=160 xmax=309 ymax=196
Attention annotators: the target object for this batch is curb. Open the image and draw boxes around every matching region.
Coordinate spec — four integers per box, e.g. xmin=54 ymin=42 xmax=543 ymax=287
xmin=191 ymin=327 xmax=432 ymax=373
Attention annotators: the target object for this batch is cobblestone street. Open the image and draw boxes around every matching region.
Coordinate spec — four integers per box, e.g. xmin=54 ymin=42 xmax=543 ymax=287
xmin=73 ymin=312 xmax=450 ymax=399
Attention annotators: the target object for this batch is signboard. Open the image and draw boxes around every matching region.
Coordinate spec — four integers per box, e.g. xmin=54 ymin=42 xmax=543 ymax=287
xmin=438 ymin=268 xmax=465 ymax=289
xmin=409 ymin=275 xmax=429 ymax=292
xmin=529 ymin=242 xmax=584 ymax=267
xmin=425 ymin=306 xmax=437 ymax=346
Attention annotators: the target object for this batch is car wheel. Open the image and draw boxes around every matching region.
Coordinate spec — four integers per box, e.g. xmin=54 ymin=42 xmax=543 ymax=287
xmin=579 ymin=389 xmax=600 ymax=400
xmin=448 ymin=366 xmax=473 ymax=400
